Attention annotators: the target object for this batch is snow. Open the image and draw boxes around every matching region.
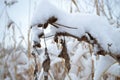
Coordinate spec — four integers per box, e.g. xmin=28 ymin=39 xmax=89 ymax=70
xmin=54 ymin=13 xmax=120 ymax=55
xmin=31 ymin=0 xmax=120 ymax=55
xmin=70 ymin=42 xmax=90 ymax=64
xmin=94 ymin=55 xmax=116 ymax=80
xmin=107 ymin=63 xmax=120 ymax=77
xmin=47 ymin=40 xmax=61 ymax=56
xmin=65 ymin=73 xmax=79 ymax=80
xmin=31 ymin=0 xmax=65 ymax=27
xmin=31 ymin=27 xmax=43 ymax=43
xmin=50 ymin=57 xmax=62 ymax=66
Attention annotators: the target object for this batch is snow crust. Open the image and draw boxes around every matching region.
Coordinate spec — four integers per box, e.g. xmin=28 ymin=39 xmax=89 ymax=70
xmin=31 ymin=0 xmax=120 ymax=55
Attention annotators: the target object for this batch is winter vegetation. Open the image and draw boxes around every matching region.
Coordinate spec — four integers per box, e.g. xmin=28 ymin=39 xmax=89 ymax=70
xmin=0 ymin=0 xmax=120 ymax=80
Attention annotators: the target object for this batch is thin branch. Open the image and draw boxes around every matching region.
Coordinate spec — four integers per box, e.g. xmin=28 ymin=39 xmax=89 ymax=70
xmin=50 ymin=23 xmax=59 ymax=28
xmin=41 ymin=35 xmax=54 ymax=39
xmin=53 ymin=23 xmax=78 ymax=29
xmin=27 ymin=0 xmax=32 ymax=57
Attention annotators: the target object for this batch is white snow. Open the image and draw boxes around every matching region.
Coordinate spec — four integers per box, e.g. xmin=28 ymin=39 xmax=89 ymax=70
xmin=65 ymin=73 xmax=79 ymax=80
xmin=31 ymin=0 xmax=65 ymax=27
xmin=106 ymin=63 xmax=120 ymax=77
xmin=94 ymin=55 xmax=116 ymax=80
xmin=31 ymin=27 xmax=43 ymax=43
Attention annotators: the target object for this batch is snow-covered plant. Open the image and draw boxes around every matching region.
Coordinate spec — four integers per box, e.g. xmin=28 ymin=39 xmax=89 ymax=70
xmin=1 ymin=0 xmax=120 ymax=80
xmin=30 ymin=0 xmax=120 ymax=80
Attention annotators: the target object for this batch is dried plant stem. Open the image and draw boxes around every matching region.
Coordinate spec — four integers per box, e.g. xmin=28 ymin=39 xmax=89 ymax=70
xmin=94 ymin=0 xmax=100 ymax=16
xmin=53 ymin=23 xmax=77 ymax=29
xmin=12 ymin=26 xmax=16 ymax=50
xmin=28 ymin=28 xmax=32 ymax=57
xmin=28 ymin=0 xmax=32 ymax=58
xmin=91 ymin=59 xmax=94 ymax=80
xmin=72 ymin=0 xmax=80 ymax=12
xmin=32 ymin=54 xmax=37 ymax=80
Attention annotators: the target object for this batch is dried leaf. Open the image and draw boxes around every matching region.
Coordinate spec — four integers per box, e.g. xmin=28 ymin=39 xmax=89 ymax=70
xmin=42 ymin=48 xmax=50 ymax=80
xmin=33 ymin=54 xmax=39 ymax=80
xmin=58 ymin=39 xmax=71 ymax=72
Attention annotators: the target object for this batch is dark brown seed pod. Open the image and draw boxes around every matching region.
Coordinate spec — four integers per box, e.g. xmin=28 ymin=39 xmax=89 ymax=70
xmin=43 ymin=23 xmax=48 ymax=29
xmin=48 ymin=16 xmax=57 ymax=24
